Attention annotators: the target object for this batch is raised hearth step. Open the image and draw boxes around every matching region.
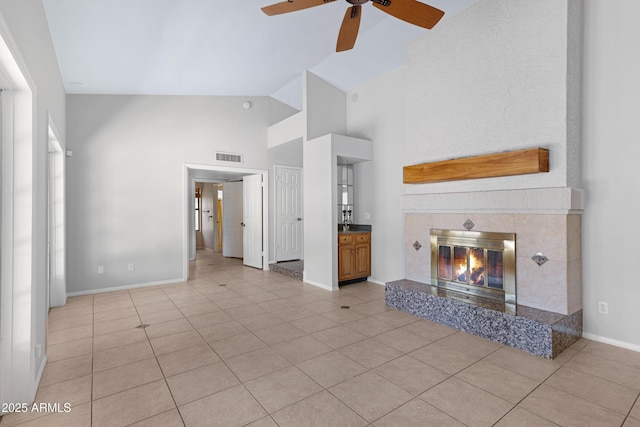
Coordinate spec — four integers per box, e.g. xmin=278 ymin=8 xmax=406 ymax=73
xmin=385 ymin=279 xmax=582 ymax=359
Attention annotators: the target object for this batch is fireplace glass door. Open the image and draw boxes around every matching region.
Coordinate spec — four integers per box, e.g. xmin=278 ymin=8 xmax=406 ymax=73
xmin=438 ymin=245 xmax=503 ymax=291
xmin=431 ymin=229 xmax=516 ymax=304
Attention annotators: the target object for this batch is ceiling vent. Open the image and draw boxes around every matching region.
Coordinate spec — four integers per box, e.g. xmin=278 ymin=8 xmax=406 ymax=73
xmin=215 ymin=151 xmax=243 ymax=164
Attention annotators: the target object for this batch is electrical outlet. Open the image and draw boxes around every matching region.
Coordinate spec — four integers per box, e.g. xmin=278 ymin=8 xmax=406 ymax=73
xmin=128 ymin=263 xmax=135 ymax=272
xmin=598 ymin=301 xmax=609 ymax=314
xmin=97 ymin=265 xmax=104 ymax=274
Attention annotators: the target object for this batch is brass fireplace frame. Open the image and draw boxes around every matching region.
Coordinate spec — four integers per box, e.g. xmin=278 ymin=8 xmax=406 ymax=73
xmin=430 ymin=229 xmax=516 ymax=305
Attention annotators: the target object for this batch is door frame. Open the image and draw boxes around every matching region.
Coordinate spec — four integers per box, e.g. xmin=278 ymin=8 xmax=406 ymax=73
xmin=274 ymin=164 xmax=303 ymax=262
xmin=47 ymin=115 xmax=66 ymax=308
xmin=0 ymin=21 xmax=37 ymax=406
xmin=182 ymin=163 xmax=269 ymax=280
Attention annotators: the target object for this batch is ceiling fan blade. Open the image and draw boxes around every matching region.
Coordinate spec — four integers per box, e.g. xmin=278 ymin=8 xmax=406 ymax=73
xmin=372 ymin=0 xmax=444 ymax=29
xmin=336 ymin=5 xmax=361 ymax=52
xmin=262 ymin=0 xmax=337 ymax=16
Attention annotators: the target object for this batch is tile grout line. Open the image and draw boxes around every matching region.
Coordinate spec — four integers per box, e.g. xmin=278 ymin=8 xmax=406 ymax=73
xmin=161 ymin=277 xmax=273 ymax=424
xmin=187 ymin=268 xmax=316 ymax=424
xmin=622 ymin=392 xmax=640 ymax=426
xmin=487 ymin=342 xmax=586 ymax=426
xmin=134 ymin=288 xmax=187 ymax=427
xmin=178 ymin=262 xmax=376 ymax=422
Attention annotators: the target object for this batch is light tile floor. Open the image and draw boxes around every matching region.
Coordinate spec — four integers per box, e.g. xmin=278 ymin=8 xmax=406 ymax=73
xmin=2 ymin=250 xmax=639 ymax=427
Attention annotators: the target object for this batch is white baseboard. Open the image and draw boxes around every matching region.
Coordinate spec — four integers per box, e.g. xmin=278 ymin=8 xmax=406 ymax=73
xmin=32 ymin=355 xmax=48 ymax=403
xmin=302 ymin=275 xmax=334 ymax=291
xmin=367 ymin=278 xmax=386 ymax=286
xmin=66 ymin=278 xmax=185 ymax=297
xmin=582 ymin=332 xmax=640 ymax=353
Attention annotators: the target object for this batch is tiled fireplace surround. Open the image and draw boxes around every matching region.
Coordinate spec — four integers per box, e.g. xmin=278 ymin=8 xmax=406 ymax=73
xmin=387 ymin=189 xmax=583 ymax=358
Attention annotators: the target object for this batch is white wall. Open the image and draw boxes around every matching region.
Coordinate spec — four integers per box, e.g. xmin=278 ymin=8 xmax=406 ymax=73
xmin=66 ymin=95 xmax=295 ymax=294
xmin=405 ymin=0 xmax=580 ymax=195
xmin=304 ymin=71 xmax=347 ymax=140
xmin=364 ymin=0 xmax=637 ymax=349
xmin=0 ymin=0 xmax=66 ymax=404
xmin=303 ymin=135 xmax=335 ymax=290
xmin=301 ymin=72 xmax=375 ymax=291
xmin=582 ymin=0 xmax=640 ymax=348
xmin=347 ymin=68 xmax=407 ymax=284
xmin=303 ymin=134 xmax=372 ymax=290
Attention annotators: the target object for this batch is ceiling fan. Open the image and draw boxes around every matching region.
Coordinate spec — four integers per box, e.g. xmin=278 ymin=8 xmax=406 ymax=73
xmin=261 ymin=0 xmax=445 ymax=52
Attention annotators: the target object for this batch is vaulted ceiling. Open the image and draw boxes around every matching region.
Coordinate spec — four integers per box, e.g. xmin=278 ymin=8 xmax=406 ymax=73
xmin=42 ymin=0 xmax=480 ymax=108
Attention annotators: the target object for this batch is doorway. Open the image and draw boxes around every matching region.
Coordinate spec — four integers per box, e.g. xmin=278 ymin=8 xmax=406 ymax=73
xmin=183 ymin=164 xmax=269 ymax=280
xmin=219 ymin=175 xmax=263 ymax=269
xmin=194 ymin=182 xmax=224 ymax=254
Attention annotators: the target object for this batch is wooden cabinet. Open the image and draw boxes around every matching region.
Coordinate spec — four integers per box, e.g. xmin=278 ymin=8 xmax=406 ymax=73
xmin=338 ymin=232 xmax=371 ymax=283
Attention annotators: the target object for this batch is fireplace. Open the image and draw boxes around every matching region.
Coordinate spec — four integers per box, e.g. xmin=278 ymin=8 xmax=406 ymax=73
xmin=395 ymin=198 xmax=583 ymax=358
xmin=430 ymin=229 xmax=516 ymax=306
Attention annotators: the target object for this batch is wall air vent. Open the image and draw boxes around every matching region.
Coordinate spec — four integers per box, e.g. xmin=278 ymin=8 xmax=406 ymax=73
xmin=215 ymin=152 xmax=243 ymax=164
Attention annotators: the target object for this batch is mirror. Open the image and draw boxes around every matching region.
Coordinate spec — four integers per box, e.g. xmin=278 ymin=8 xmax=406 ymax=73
xmin=337 ymin=164 xmax=354 ymax=224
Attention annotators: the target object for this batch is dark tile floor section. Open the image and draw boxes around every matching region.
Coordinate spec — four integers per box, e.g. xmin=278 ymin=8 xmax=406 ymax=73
xmin=269 ymin=260 xmax=303 ymax=281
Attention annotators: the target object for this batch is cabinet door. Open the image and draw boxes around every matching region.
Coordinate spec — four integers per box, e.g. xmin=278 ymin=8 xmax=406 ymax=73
xmin=355 ymin=242 xmax=371 ymax=277
xmin=338 ymin=244 xmax=355 ymax=281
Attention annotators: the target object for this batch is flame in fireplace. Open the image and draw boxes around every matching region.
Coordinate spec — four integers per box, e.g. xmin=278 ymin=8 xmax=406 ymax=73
xmin=456 ymin=262 xmax=467 ymax=281
xmin=469 ymin=250 xmax=484 ymax=285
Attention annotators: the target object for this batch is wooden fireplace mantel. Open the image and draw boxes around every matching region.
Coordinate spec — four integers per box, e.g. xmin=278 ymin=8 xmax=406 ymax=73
xmin=403 ymin=148 xmax=549 ymax=184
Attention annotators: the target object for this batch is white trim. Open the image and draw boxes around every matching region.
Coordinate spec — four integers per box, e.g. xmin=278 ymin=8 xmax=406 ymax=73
xmin=0 ymin=79 xmax=15 ymax=413
xmin=32 ymin=355 xmax=47 ymax=402
xmin=0 ymin=15 xmax=37 ymax=406
xmin=47 ymin=114 xmax=66 ymax=308
xmin=262 ymin=171 xmax=269 ymax=271
xmin=67 ymin=278 xmax=185 ymax=297
xmin=366 ymin=279 xmax=386 ymax=287
xmin=302 ymin=274 xmax=334 ymax=292
xmin=402 ymin=187 xmax=584 ymax=214
xmin=582 ymin=332 xmax=640 ymax=353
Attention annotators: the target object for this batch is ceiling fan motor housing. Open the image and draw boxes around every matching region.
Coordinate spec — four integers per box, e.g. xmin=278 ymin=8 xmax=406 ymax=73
xmin=346 ymin=0 xmax=369 ymax=5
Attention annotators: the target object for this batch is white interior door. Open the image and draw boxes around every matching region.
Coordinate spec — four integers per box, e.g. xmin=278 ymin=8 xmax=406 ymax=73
xmin=222 ymin=181 xmax=243 ymax=258
xmin=200 ymin=184 xmax=215 ymax=250
xmin=243 ymin=174 xmax=263 ymax=269
xmin=276 ymin=166 xmax=302 ymax=261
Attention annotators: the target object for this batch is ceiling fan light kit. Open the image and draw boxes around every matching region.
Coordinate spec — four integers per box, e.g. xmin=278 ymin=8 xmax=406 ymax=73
xmin=261 ymin=0 xmax=445 ymax=52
